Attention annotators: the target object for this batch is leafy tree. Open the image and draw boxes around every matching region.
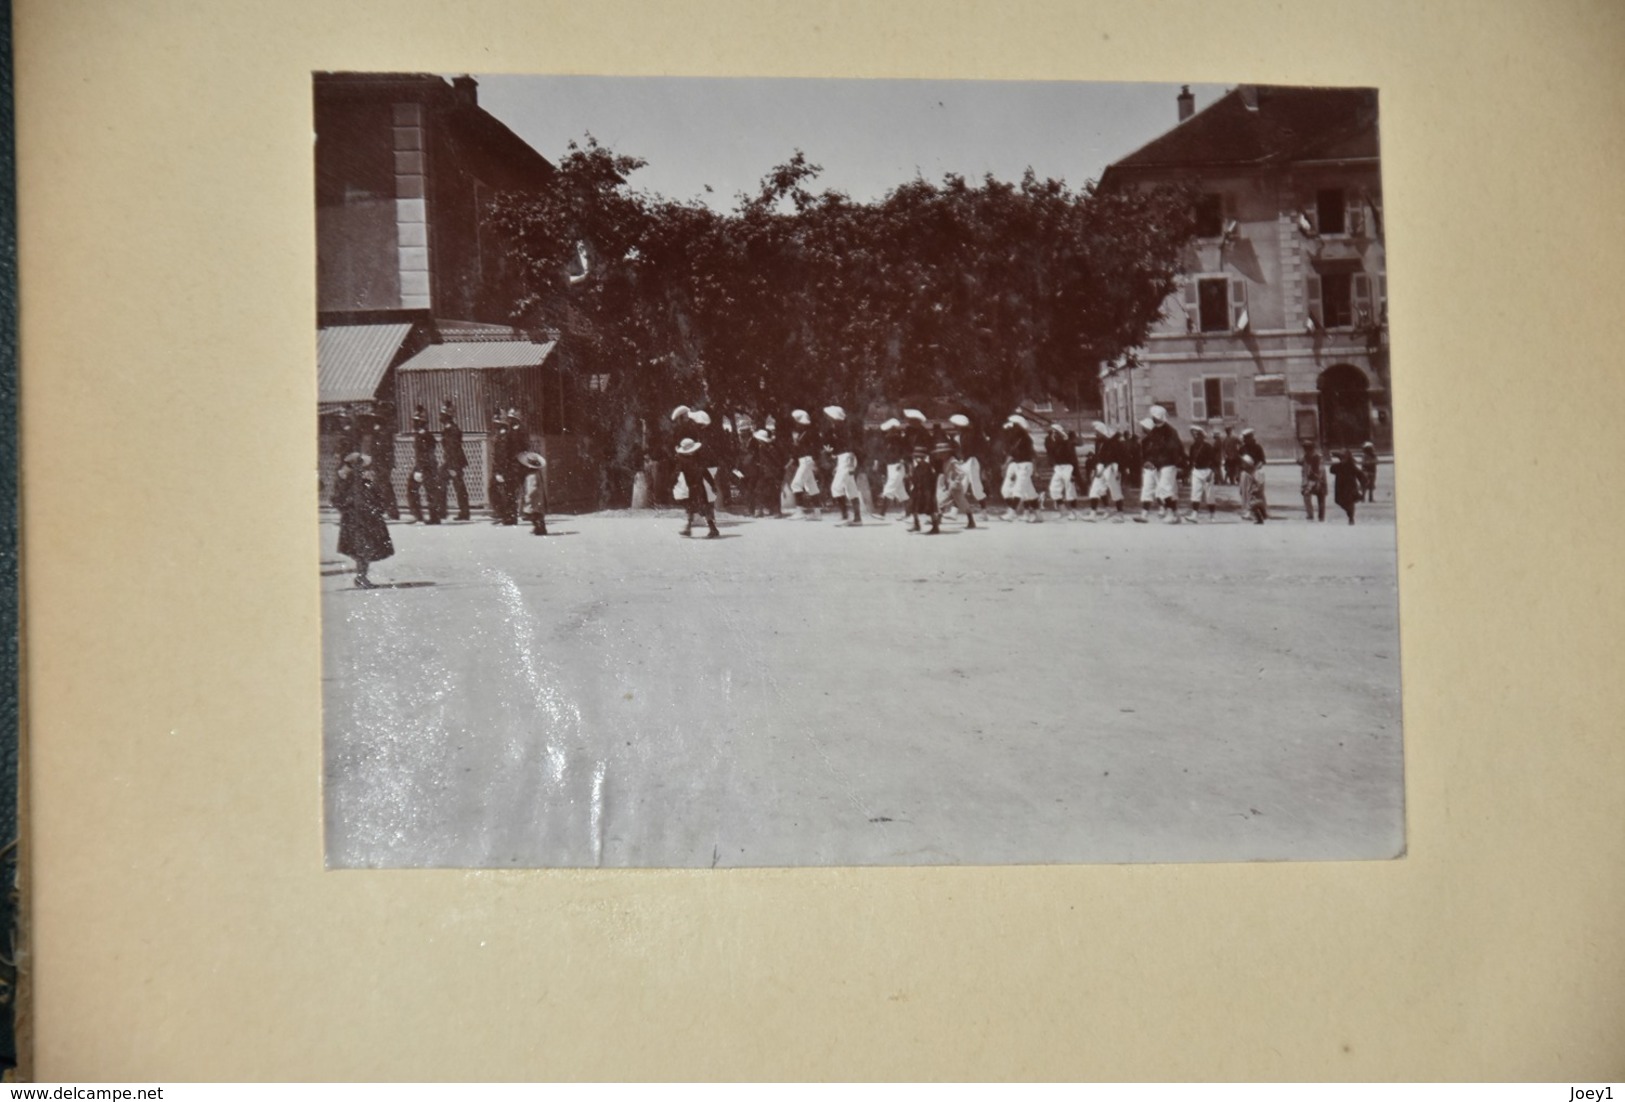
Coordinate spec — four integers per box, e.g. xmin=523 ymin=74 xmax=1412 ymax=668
xmin=488 ymin=138 xmax=1194 ymax=505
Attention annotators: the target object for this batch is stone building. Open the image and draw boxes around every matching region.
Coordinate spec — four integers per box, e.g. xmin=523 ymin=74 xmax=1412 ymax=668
xmin=1098 ymin=84 xmax=1389 ymax=458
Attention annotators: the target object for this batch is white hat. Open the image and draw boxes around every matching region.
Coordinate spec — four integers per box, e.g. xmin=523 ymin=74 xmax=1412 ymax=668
xmin=689 ymin=409 xmax=712 ymax=426
xmin=903 ymin=408 xmax=925 ymax=422
xmin=1150 ymin=404 xmax=1168 ymax=423
xmin=670 ymin=405 xmax=690 ymax=422
xmin=1241 ymin=427 xmax=1255 ymax=436
xmin=949 ymin=413 xmax=971 ymax=428
xmin=1008 ymin=414 xmax=1029 ymax=430
xmin=1139 ymin=417 xmax=1156 ymax=430
xmin=823 ymin=405 xmax=846 ymax=421
xmin=1048 ymin=422 xmax=1068 ymax=434
xmin=880 ymin=418 xmax=901 ymax=432
xmin=752 ymin=429 xmax=771 ymax=443
xmin=791 ymin=409 xmax=811 ymax=425
xmin=676 ymin=438 xmax=701 ymax=455
xmin=1091 ymin=421 xmax=1110 ymax=436
xmin=1189 ymin=425 xmax=1206 ymax=435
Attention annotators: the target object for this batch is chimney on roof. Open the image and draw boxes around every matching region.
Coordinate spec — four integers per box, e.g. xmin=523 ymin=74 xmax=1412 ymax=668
xmin=1239 ymin=84 xmax=1259 ymax=112
xmin=452 ymin=75 xmax=478 ymax=106
xmin=1177 ymin=85 xmax=1195 ymax=122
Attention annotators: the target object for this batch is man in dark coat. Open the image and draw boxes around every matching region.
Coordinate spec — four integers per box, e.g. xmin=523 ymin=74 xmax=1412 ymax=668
xmin=406 ymin=406 xmax=443 ymax=525
xmin=500 ymin=409 xmax=526 ymax=525
xmin=333 ymin=453 xmax=393 ymax=589
xmin=1331 ymin=449 xmax=1365 ymax=524
xmin=487 ymin=410 xmax=511 ymax=524
xmin=364 ymin=404 xmax=401 ymax=519
xmin=438 ymin=400 xmax=470 ymax=521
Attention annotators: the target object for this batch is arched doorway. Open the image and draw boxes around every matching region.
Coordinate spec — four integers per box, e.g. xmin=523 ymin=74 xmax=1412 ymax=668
xmin=1318 ymin=364 xmax=1371 ymax=450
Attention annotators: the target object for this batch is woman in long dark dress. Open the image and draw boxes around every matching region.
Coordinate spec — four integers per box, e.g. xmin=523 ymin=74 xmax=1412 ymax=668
xmin=333 ymin=452 xmax=394 ymax=588
xmin=1330 ymin=449 xmax=1365 ymax=525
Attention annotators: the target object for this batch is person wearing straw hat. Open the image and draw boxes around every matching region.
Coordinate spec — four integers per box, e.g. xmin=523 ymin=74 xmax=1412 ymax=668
xmin=332 ymin=452 xmax=393 ymax=589
xmin=406 ymin=405 xmax=443 ymax=525
xmin=876 ymin=418 xmax=910 ymax=518
xmin=824 ymin=405 xmax=864 ymax=526
xmin=500 ymin=408 xmax=527 ymax=525
xmin=1185 ymin=425 xmax=1220 ymax=522
xmin=1084 ymin=422 xmax=1125 ymax=522
xmin=517 ymin=450 xmax=549 ymax=536
xmin=999 ymin=414 xmax=1040 ymax=521
xmin=674 ymin=437 xmax=720 ymax=538
xmin=1360 ymin=440 xmax=1379 ymax=503
xmin=787 ymin=409 xmax=822 ymax=518
xmin=438 ymin=400 xmax=471 ymax=522
xmin=1044 ymin=422 xmax=1080 ymax=519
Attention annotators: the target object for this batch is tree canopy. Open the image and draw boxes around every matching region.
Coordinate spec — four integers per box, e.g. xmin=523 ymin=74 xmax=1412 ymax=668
xmin=487 ymin=136 xmax=1194 ymax=484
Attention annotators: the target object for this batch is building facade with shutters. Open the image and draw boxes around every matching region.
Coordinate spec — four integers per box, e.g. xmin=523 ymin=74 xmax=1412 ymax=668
xmin=1097 ymin=84 xmax=1390 ymax=458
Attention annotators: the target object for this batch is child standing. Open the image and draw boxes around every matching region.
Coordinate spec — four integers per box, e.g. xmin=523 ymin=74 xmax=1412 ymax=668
xmin=333 ymin=452 xmax=394 ymax=588
xmin=518 ymin=451 xmax=549 ymax=536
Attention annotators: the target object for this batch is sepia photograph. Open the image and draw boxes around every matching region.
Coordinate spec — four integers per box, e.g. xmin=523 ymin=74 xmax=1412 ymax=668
xmin=317 ymin=73 xmax=1402 ymax=868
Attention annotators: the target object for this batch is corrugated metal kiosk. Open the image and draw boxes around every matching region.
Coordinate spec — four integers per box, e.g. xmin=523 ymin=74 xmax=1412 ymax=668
xmin=392 ymin=334 xmax=564 ymax=510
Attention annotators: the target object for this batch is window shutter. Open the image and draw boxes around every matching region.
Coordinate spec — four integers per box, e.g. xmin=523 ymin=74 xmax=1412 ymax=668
xmin=1190 ymin=378 xmax=1207 ymax=422
xmin=1346 ymin=194 xmax=1366 ymax=237
xmin=1352 ymin=273 xmax=1373 ymax=325
xmin=1378 ymin=274 xmax=1388 ymax=321
xmin=1230 ymin=278 xmax=1248 ymax=329
xmin=1306 ymin=274 xmax=1323 ymax=326
xmin=1221 ymin=377 xmax=1238 ymax=417
xmin=1303 ymin=203 xmax=1319 ymax=235
xmin=1181 ymin=281 xmax=1198 ymax=312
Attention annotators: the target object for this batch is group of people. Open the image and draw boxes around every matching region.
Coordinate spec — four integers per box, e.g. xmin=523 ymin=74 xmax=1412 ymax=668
xmin=330 ymin=401 xmax=553 ymax=589
xmin=667 ymin=402 xmax=1384 ymax=533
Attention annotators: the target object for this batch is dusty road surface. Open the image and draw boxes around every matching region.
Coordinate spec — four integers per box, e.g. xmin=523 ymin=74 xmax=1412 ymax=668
xmin=322 ymin=504 xmax=1404 ymax=868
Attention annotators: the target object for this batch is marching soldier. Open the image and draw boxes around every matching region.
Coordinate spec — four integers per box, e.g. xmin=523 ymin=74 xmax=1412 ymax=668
xmin=787 ymin=409 xmax=822 ymax=518
xmin=1045 ymin=423 xmax=1080 ymax=519
xmin=1186 ymin=425 xmax=1220 ymax=522
xmin=1084 ymin=422 xmax=1126 ymax=522
xmin=877 ymin=418 xmax=910 ymax=517
xmin=438 ymin=400 xmax=471 ymax=522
